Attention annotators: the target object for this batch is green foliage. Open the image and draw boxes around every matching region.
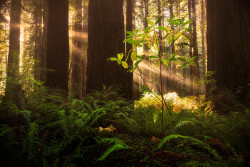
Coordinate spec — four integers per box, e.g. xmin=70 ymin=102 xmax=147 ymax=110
xmin=0 ymin=83 xmax=249 ymax=166
xmin=97 ymin=137 xmax=132 ymax=161
xmin=110 ymin=16 xmax=196 ymax=135
xmin=157 ymin=134 xmax=222 ymax=161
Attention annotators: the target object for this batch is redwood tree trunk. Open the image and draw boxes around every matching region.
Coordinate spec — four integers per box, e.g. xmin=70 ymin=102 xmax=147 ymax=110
xmin=87 ymin=0 xmax=133 ymax=99
xmin=169 ymin=0 xmax=176 ymax=92
xmin=191 ymin=0 xmax=199 ymax=95
xmin=71 ymin=0 xmax=83 ymax=99
xmin=207 ymin=0 xmax=250 ymax=99
xmin=126 ymin=0 xmax=136 ymax=99
xmin=5 ymin=0 xmax=21 ymax=103
xmin=46 ymin=0 xmax=69 ymax=93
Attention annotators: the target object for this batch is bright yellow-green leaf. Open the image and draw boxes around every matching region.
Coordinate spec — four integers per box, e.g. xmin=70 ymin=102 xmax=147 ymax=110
xmin=131 ymin=51 xmax=137 ymax=61
xmin=110 ymin=57 xmax=118 ymax=61
xmin=122 ymin=61 xmax=128 ymax=68
xmin=117 ymin=53 xmax=124 ymax=60
xmin=161 ymin=58 xmax=168 ymax=66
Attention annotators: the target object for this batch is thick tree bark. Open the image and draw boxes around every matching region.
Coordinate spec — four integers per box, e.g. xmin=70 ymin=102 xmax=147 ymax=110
xmin=87 ymin=0 xmax=133 ymax=99
xmin=207 ymin=0 xmax=250 ymax=99
xmin=46 ymin=0 xmax=69 ymax=93
xmin=5 ymin=0 xmax=21 ymax=103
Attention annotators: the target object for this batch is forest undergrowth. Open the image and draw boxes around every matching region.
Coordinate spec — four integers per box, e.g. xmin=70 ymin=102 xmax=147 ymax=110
xmin=0 ymin=85 xmax=249 ymax=167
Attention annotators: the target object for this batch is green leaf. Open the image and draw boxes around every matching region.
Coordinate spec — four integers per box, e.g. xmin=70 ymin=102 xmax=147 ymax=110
xmin=137 ymin=55 xmax=146 ymax=60
xmin=149 ymin=56 xmax=158 ymax=59
xmin=157 ymin=134 xmax=222 ymax=161
xmin=131 ymin=51 xmax=137 ymax=61
xmin=117 ymin=53 xmax=124 ymax=60
xmin=182 ymin=63 xmax=187 ymax=68
xmin=182 ymin=19 xmax=193 ymax=27
xmin=155 ymin=16 xmax=162 ymax=25
xmin=124 ymin=39 xmax=135 ymax=44
xmin=169 ymin=54 xmax=176 ymax=60
xmin=168 ymin=16 xmax=175 ymax=23
xmin=177 ymin=57 xmax=186 ymax=62
xmin=126 ymin=31 xmax=134 ymax=35
xmin=144 ymin=26 xmax=152 ymax=32
xmin=117 ymin=60 xmax=122 ymax=65
xmin=97 ymin=138 xmax=132 ymax=161
xmin=147 ymin=17 xmax=154 ymax=26
xmin=122 ymin=61 xmax=128 ymax=68
xmin=168 ymin=36 xmax=172 ymax=44
xmin=161 ymin=58 xmax=168 ymax=66
xmin=157 ymin=26 xmax=165 ymax=31
xmin=185 ymin=27 xmax=192 ymax=32
xmin=189 ymin=61 xmax=196 ymax=66
xmin=110 ymin=57 xmax=118 ymax=61
xmin=189 ymin=56 xmax=197 ymax=61
xmin=135 ymin=60 xmax=142 ymax=67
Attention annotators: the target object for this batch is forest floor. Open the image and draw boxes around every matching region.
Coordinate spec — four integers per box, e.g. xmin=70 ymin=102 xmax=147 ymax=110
xmin=0 ymin=88 xmax=249 ymax=166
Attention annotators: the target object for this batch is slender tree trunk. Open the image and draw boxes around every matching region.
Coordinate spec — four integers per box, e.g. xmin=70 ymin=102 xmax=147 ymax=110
xmin=127 ymin=0 xmax=137 ymax=99
xmin=142 ymin=0 xmax=150 ymax=89
xmin=192 ymin=0 xmax=200 ymax=95
xmin=200 ymin=0 xmax=206 ymax=94
xmin=46 ymin=0 xmax=69 ymax=93
xmin=5 ymin=0 xmax=21 ymax=103
xmin=158 ymin=0 xmax=166 ymax=94
xmin=186 ymin=0 xmax=192 ymax=96
xmin=130 ymin=0 xmax=139 ymax=99
xmin=40 ymin=0 xmax=48 ymax=82
xmin=81 ymin=0 xmax=88 ymax=97
xmin=169 ymin=0 xmax=176 ymax=93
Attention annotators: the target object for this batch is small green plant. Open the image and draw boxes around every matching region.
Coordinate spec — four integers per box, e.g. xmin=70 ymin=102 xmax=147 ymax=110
xmin=110 ymin=16 xmax=196 ymax=135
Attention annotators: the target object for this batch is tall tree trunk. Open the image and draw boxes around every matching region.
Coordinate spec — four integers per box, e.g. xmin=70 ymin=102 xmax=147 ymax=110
xmin=34 ymin=1 xmax=43 ymax=81
xmin=82 ymin=0 xmax=88 ymax=97
xmin=169 ymin=0 xmax=176 ymax=92
xmin=192 ymin=0 xmax=199 ymax=95
xmin=126 ymin=0 xmax=137 ymax=99
xmin=40 ymin=0 xmax=48 ymax=82
xmin=200 ymin=0 xmax=206 ymax=94
xmin=185 ymin=0 xmax=192 ymax=96
xmin=207 ymin=0 xmax=250 ymax=100
xmin=157 ymin=0 xmax=166 ymax=93
xmin=142 ymin=0 xmax=150 ymax=90
xmin=71 ymin=0 xmax=83 ymax=99
xmin=46 ymin=0 xmax=69 ymax=93
xmin=87 ymin=0 xmax=133 ymax=99
xmin=5 ymin=0 xmax=21 ymax=103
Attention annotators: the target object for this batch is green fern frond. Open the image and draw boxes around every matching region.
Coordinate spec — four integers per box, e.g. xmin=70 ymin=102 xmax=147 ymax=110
xmin=97 ymin=138 xmax=132 ymax=161
xmin=157 ymin=134 xmax=222 ymax=161
xmin=83 ymin=108 xmax=107 ymax=127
